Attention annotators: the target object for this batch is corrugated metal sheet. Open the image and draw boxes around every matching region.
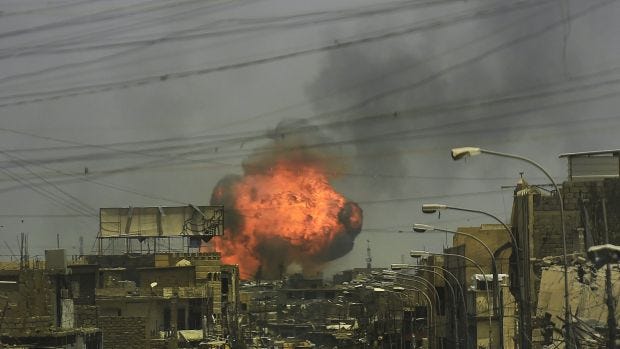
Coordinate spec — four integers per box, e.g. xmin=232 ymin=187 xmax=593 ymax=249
xmin=569 ymin=155 xmax=619 ymax=181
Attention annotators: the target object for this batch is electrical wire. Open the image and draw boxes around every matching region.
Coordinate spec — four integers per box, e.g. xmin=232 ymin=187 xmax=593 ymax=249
xmin=1 ymin=2 xmax=616 ymax=171
xmin=0 ymin=0 xmax=557 ymax=107
xmin=0 ymin=166 xmax=96 ymax=218
xmin=0 ymin=0 xmax=466 ymax=59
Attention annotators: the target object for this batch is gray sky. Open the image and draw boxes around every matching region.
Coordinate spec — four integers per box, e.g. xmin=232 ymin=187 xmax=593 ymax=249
xmin=1 ymin=0 xmax=619 ymax=276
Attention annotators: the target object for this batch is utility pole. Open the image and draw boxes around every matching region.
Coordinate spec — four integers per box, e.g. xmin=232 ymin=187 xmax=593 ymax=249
xmin=19 ymin=232 xmax=29 ymax=270
xmin=601 ymin=199 xmax=617 ymax=349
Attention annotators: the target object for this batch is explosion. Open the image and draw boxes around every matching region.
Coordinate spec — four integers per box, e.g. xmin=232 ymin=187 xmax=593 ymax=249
xmin=208 ymin=143 xmax=362 ymax=280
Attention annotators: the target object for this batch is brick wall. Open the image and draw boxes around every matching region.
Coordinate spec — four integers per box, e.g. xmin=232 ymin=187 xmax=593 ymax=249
xmin=531 ymin=210 xmax=582 ymax=258
xmin=1 ymin=316 xmax=54 ymax=336
xmin=0 ymin=270 xmax=54 ymax=337
xmin=532 ymin=178 xmax=620 ymax=258
xmin=99 ymin=316 xmax=146 ymax=349
xmin=75 ymin=305 xmax=98 ymax=327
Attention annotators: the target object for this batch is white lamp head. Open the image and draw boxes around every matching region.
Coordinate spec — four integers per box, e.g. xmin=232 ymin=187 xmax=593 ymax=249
xmin=421 ymin=204 xmax=447 ymax=214
xmin=451 ymin=147 xmax=481 ymax=160
xmin=413 ymin=224 xmax=434 ymax=233
xmin=410 ymin=250 xmax=430 ymax=258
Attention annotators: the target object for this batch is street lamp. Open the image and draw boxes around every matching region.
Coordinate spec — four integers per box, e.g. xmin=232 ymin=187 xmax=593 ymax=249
xmin=420 ymin=205 xmax=517 ymax=246
xmin=393 ymin=265 xmax=462 ymax=349
xmin=587 ymin=244 xmax=620 ymax=349
xmin=421 ymin=204 xmax=519 ymax=349
xmin=389 ymin=286 xmax=435 ymax=349
xmin=411 ymin=250 xmax=494 ymax=349
xmin=395 ymin=264 xmax=471 ymax=349
xmin=451 ymin=146 xmax=573 ymax=348
xmin=390 ymin=260 xmax=469 ymax=343
xmin=394 ymin=273 xmax=442 ymax=309
xmin=413 ymin=223 xmax=503 ymax=348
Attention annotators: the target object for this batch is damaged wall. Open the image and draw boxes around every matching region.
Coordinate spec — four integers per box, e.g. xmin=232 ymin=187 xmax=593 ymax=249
xmin=533 ymin=178 xmax=620 ymax=259
xmin=0 ymin=270 xmax=54 ymax=337
xmin=535 ymin=265 xmax=620 ymax=343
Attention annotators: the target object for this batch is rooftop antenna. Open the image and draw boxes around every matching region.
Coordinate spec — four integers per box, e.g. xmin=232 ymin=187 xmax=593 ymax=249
xmin=366 ymin=240 xmax=372 ymax=271
xmin=79 ymin=236 xmax=84 ymax=256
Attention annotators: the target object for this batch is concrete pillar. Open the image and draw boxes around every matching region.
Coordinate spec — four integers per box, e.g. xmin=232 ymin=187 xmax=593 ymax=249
xmin=184 ymin=305 xmax=189 ymax=331
xmin=170 ymin=295 xmax=178 ymax=349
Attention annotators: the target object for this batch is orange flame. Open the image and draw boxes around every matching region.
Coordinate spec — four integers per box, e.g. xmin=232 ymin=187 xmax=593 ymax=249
xmin=209 ymin=158 xmax=362 ymax=279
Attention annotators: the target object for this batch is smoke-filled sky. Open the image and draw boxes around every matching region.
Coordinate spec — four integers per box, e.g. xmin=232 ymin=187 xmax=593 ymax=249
xmin=1 ymin=0 xmax=619 ymax=276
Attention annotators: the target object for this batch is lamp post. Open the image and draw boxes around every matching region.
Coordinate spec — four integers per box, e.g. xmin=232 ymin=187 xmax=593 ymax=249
xmin=392 ymin=271 xmax=446 ymax=349
xmin=407 ymin=264 xmax=471 ymax=349
xmin=389 ymin=270 xmax=444 ymax=339
xmin=390 ymin=286 xmax=435 ymax=349
xmin=422 ymin=204 xmax=518 ymax=349
xmin=382 ymin=286 xmax=437 ymax=348
xmin=411 ymin=250 xmax=494 ymax=349
xmin=588 ymin=244 xmax=620 ymax=349
xmin=413 ymin=223 xmax=503 ymax=349
xmin=394 ymin=273 xmax=442 ymax=309
xmin=451 ymin=146 xmax=572 ymax=348
xmin=393 ymin=265 xmax=461 ymax=349
xmin=394 ymin=263 xmax=472 ymax=349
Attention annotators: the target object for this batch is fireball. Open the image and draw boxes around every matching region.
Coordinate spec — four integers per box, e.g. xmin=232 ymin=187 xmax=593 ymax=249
xmin=208 ymin=155 xmax=362 ymax=279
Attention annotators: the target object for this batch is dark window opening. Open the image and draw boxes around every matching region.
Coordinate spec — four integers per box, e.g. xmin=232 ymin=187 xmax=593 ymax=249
xmin=436 ymin=287 xmax=446 ymax=315
xmin=163 ymin=308 xmax=171 ymax=330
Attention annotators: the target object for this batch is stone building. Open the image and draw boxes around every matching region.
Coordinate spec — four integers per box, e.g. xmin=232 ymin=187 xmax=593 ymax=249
xmin=0 ymin=250 xmax=239 ymax=349
xmin=510 ymin=149 xmax=620 ymax=348
xmin=0 ymin=257 xmax=103 ymax=348
xmin=81 ymin=252 xmax=240 ymax=349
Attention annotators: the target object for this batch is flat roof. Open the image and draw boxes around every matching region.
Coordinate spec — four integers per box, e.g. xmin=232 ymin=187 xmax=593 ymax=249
xmin=137 ymin=265 xmax=194 ymax=271
xmin=559 ymin=149 xmax=620 ymax=158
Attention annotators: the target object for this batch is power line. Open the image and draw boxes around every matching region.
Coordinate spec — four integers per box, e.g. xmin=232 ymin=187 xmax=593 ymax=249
xmin=0 ymin=0 xmax=260 ymax=90
xmin=0 ymin=0 xmax=553 ymax=108
xmin=0 ymin=0 xmax=460 ymax=60
xmin=0 ymin=2 xmax=616 ymax=193
xmin=3 ymin=60 xmax=620 ymax=175
xmin=0 ymin=0 xmax=612 ymax=167
xmin=303 ymin=0 xmax=617 ymax=123
xmin=2 ymin=53 xmax=619 ymax=165
xmin=0 ymin=150 xmax=96 ymax=213
xmin=0 ymin=166 xmax=96 ymax=217
xmin=0 ymin=0 xmax=612 ymax=171
xmin=0 ymin=0 xmax=97 ymax=17
xmin=0 ymin=149 xmax=186 ymax=204
xmin=0 ymin=0 xmax=211 ymax=41
xmin=0 ymin=109 xmax=614 ymax=193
